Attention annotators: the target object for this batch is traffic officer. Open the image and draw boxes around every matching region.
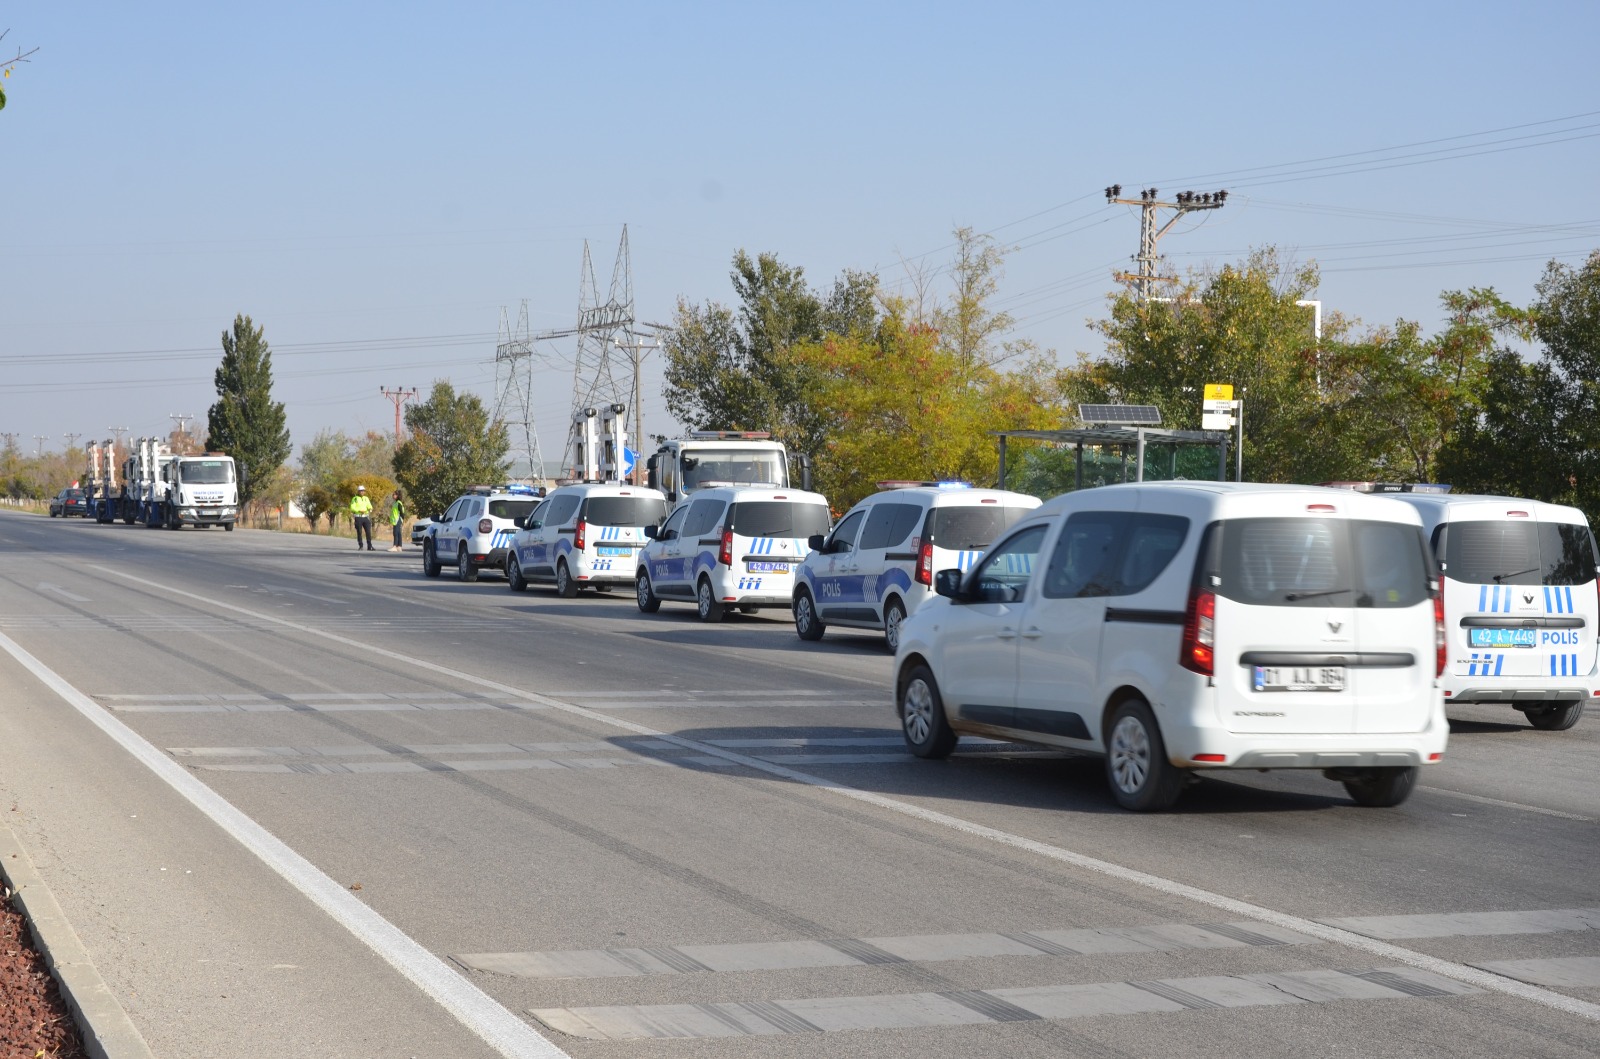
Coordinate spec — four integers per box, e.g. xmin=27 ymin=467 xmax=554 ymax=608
xmin=387 ymin=489 xmax=406 ymax=551
xmin=349 ymin=484 xmax=375 ymax=551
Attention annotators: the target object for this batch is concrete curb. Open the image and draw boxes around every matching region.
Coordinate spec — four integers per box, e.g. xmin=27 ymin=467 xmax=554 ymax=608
xmin=0 ymin=825 xmax=155 ymax=1059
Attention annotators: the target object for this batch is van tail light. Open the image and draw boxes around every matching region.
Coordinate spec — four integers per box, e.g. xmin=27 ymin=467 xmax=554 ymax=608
xmin=1435 ymin=575 xmax=1447 ymax=677
xmin=1180 ymin=589 xmax=1216 ymax=676
xmin=719 ymin=529 xmax=733 ymax=566
xmin=574 ymin=519 xmax=587 ymax=550
xmin=477 ymin=518 xmax=493 ymax=534
xmin=915 ymin=540 xmax=934 ymax=586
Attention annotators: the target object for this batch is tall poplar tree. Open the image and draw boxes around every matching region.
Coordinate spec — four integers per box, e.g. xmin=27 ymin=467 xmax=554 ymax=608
xmin=205 ymin=313 xmax=290 ymax=505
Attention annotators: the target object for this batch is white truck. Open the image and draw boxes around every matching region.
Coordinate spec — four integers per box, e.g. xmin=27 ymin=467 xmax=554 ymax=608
xmin=644 ymin=431 xmax=812 ymax=509
xmin=83 ymin=437 xmax=241 ymax=529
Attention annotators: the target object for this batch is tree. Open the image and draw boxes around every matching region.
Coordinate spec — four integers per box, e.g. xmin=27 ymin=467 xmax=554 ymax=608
xmin=205 ymin=314 xmax=290 ymax=505
xmin=391 ymin=381 xmax=509 ymax=517
xmin=0 ymin=31 xmax=38 ymax=113
xmin=932 ymin=227 xmax=1016 ymax=365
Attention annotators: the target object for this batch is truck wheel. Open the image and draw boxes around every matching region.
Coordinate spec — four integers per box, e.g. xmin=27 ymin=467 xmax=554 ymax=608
xmin=636 ymin=571 xmax=661 ymax=613
xmin=793 ymin=590 xmax=825 ymax=641
xmin=1342 ymin=766 xmax=1419 ymax=807
xmin=224 ymin=523 xmax=234 ymax=532
xmin=457 ymin=546 xmax=478 ymax=583
xmin=1106 ymin=699 xmax=1185 ymax=811
xmin=696 ymin=577 xmax=725 ymax=623
xmin=422 ymin=541 xmax=441 ymax=577
xmin=507 ymin=554 xmax=528 ymax=592
xmin=883 ymin=598 xmax=907 ymax=654
xmin=1527 ymin=702 xmax=1584 ymax=731
xmin=555 ymin=560 xmax=577 ymax=599
xmin=900 ymin=664 xmax=957 ymax=758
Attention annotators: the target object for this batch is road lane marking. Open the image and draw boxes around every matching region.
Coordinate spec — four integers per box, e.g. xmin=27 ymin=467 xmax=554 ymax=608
xmin=457 ymin=920 xmax=1311 ymax=979
xmin=1418 ymin=785 xmax=1595 ymax=822
xmin=0 ymin=630 xmax=568 ymax=1059
xmin=37 ymin=581 xmax=92 ymax=602
xmin=1325 ymin=908 xmax=1600 ymax=939
xmin=1476 ymin=957 xmax=1600 ymax=988
xmin=529 ymin=966 xmax=1478 ymax=1040
xmin=84 ymin=565 xmax=1600 ymax=1024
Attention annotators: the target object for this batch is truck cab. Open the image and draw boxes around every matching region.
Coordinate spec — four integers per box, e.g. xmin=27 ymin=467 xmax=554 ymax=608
xmin=645 ymin=431 xmax=811 ymax=509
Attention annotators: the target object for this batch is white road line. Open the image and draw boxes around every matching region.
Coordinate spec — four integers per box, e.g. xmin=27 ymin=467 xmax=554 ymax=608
xmin=82 ymin=565 xmax=1600 ymax=1024
xmin=37 ymin=581 xmax=92 ymax=603
xmin=0 ymin=629 xmax=568 ymax=1059
xmin=1419 ymin=785 xmax=1595 ymax=822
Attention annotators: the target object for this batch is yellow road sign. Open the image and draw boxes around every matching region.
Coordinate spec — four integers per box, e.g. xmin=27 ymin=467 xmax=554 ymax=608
xmin=1204 ymin=383 xmax=1234 ymax=401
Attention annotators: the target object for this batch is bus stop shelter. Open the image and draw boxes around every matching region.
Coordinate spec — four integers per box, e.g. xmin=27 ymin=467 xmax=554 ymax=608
xmin=993 ymin=426 xmax=1231 ymax=491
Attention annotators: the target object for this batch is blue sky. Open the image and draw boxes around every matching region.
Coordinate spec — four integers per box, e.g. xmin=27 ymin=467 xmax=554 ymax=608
xmin=4 ymin=1 xmax=1597 ymax=474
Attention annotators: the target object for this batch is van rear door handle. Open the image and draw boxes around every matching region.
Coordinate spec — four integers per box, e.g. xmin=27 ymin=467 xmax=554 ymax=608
xmin=1021 ymin=626 xmax=1044 ymax=640
xmin=996 ymin=627 xmax=1017 ymax=640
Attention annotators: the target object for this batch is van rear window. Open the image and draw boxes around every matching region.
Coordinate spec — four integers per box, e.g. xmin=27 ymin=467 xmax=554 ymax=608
xmin=488 ymin=499 xmax=538 ymax=521
xmin=582 ymin=496 xmax=670 ymax=527
xmin=924 ymin=506 xmax=1032 ymax=550
xmin=1204 ymin=517 xmax=1431 ymax=609
xmin=1438 ymin=520 xmax=1598 ymax=585
xmin=729 ymin=501 xmax=831 ymax=539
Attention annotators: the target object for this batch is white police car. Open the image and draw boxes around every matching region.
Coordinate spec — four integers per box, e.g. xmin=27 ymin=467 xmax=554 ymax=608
xmin=508 ymin=483 xmax=670 ymax=597
xmin=421 ymin=485 xmax=542 ymax=582
xmin=635 ymin=484 xmax=832 ymax=621
xmin=793 ymin=482 xmax=1041 ymax=652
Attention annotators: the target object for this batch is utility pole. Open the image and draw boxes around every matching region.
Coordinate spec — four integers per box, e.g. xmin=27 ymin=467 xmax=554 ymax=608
xmin=63 ymin=432 xmax=82 ymax=451
xmin=379 ymin=386 xmax=418 ymax=443
xmin=32 ymin=435 xmax=48 ymax=456
xmin=0 ymin=432 xmax=17 ymax=452
xmin=169 ymin=413 xmax=195 ymax=453
xmin=108 ymin=426 xmax=130 ymax=450
xmin=1104 ymin=184 xmax=1229 ymax=301
xmin=614 ymin=331 xmax=662 ymax=484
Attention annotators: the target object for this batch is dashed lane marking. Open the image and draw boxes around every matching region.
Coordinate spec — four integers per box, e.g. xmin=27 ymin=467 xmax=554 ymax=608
xmin=79 ymin=565 xmax=1600 ymax=1024
xmin=528 ymin=966 xmax=1479 ymax=1040
xmin=1325 ymin=908 xmax=1600 ymax=940
xmin=1417 ymin=785 xmax=1595 ymax=822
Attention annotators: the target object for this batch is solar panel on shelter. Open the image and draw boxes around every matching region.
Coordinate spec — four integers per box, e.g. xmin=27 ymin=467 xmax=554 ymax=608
xmin=1077 ymin=403 xmax=1162 ymax=426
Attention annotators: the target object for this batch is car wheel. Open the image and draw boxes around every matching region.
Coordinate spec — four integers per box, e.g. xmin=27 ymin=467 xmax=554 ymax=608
xmin=696 ymin=577 xmax=725 ymax=623
xmin=900 ymin=664 xmax=957 ymax=759
xmin=1527 ymin=702 xmax=1584 ymax=731
xmin=423 ymin=541 xmax=441 ymax=577
xmin=883 ymin=597 xmax=907 ymax=654
xmin=50 ymin=509 xmax=58 ymax=518
xmin=555 ymin=560 xmax=577 ymax=598
xmin=1342 ymin=765 xmax=1419 ymax=807
xmin=793 ymin=590 xmax=825 ymax=642
xmin=507 ymin=554 xmax=528 ymax=592
xmin=457 ymin=546 xmax=478 ymax=583
xmin=1105 ymin=699 xmax=1184 ymax=811
xmin=636 ymin=571 xmax=661 ymax=613
xmin=224 ymin=523 xmax=234 ymax=532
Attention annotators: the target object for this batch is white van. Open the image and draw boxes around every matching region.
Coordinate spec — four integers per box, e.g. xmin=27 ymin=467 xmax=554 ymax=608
xmin=894 ymin=482 xmax=1448 ymax=811
xmin=1389 ymin=493 xmax=1596 ymax=731
xmin=793 ymin=483 xmax=1041 ymax=652
xmin=635 ymin=485 xmax=832 ymax=621
xmin=507 ymin=484 xmax=670 ymax=597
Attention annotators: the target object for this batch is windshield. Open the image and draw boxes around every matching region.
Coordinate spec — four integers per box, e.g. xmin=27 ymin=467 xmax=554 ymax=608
xmin=1439 ymin=520 xmax=1598 ymax=586
xmin=178 ymin=459 xmax=234 ymax=484
xmin=582 ymin=496 xmax=671 ymax=527
xmin=681 ymin=449 xmax=787 ymax=491
xmin=729 ymin=501 xmax=831 ymax=539
xmin=924 ymin=506 xmax=1033 ymax=550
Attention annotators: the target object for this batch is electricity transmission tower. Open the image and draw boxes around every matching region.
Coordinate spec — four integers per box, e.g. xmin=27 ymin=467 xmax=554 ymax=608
xmin=564 ymin=227 xmax=635 ymax=475
xmin=492 ymin=302 xmax=549 ymax=481
xmin=1105 ymin=184 xmax=1229 ymax=301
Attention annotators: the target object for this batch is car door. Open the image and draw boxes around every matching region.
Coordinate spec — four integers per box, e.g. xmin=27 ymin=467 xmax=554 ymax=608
xmin=937 ymin=522 xmax=1053 ymax=731
xmin=647 ymin=506 xmax=691 ymax=597
xmin=812 ymin=508 xmax=867 ymax=621
xmin=516 ymin=499 xmax=551 ymax=571
xmin=434 ymin=499 xmax=465 ymax=554
xmin=855 ymin=501 xmax=920 ymax=621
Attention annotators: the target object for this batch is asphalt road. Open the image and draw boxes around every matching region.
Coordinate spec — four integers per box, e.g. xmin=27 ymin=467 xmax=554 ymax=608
xmin=1 ymin=509 xmax=1597 ymax=1058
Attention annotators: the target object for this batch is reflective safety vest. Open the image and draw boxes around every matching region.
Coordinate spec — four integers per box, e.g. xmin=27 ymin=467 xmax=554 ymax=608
xmin=349 ymin=493 xmax=373 ymax=516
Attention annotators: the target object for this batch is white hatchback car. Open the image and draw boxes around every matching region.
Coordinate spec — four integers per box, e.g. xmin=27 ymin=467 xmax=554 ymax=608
xmin=894 ymin=482 xmax=1448 ymax=811
xmin=635 ymin=485 xmax=832 ymax=621
xmin=507 ymin=483 xmax=670 ymax=597
xmin=1388 ymin=492 xmax=1597 ymax=731
xmin=792 ymin=482 xmax=1040 ymax=652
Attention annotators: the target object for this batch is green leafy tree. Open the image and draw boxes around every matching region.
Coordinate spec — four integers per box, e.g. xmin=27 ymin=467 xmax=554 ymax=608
xmin=301 ymin=484 xmax=339 ymax=533
xmin=932 ymin=227 xmax=1016 ymax=365
xmin=298 ymin=429 xmax=357 ymax=492
xmin=391 ymin=381 xmax=509 ymax=518
xmin=205 ymin=313 xmax=291 ymax=505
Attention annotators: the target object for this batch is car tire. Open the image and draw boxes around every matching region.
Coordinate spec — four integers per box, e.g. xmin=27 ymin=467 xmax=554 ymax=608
xmin=457 ymin=546 xmax=478 ymax=583
xmin=50 ymin=509 xmax=58 ymax=518
xmin=555 ymin=560 xmax=577 ymax=599
xmin=224 ymin=523 xmax=234 ymax=532
xmin=507 ymin=554 xmax=528 ymax=592
xmin=423 ymin=541 xmax=441 ymax=578
xmin=636 ymin=571 xmax=661 ymax=613
xmin=1527 ymin=701 xmax=1584 ymax=731
xmin=1342 ymin=765 xmax=1419 ymax=807
xmin=1105 ymin=699 xmax=1184 ymax=811
xmin=696 ymin=577 xmax=725 ymax=623
xmin=883 ymin=597 xmax=907 ymax=654
xmin=900 ymin=664 xmax=957 ymax=759
xmin=793 ymin=590 xmax=825 ymax=642
xmin=738 ymin=603 xmax=759 ymax=614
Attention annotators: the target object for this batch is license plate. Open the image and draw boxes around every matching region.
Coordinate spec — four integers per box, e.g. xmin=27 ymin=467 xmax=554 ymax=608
xmin=596 ymin=545 xmax=630 ymax=556
xmin=747 ymin=561 xmax=790 ymax=573
xmin=1252 ymin=665 xmax=1346 ymax=692
xmin=1469 ymin=627 xmax=1537 ymax=648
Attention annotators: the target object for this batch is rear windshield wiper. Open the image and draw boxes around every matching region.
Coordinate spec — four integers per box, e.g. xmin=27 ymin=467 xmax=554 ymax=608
xmin=1284 ymin=587 xmax=1351 ymax=602
xmin=1492 ymin=567 xmax=1538 ymax=583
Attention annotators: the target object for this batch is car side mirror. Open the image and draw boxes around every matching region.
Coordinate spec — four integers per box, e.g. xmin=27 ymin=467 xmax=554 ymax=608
xmin=807 ymin=533 xmax=825 ymax=552
xmin=644 ymin=524 xmax=659 ymax=539
xmin=933 ymin=568 xmax=965 ymax=601
xmin=433 ymin=513 xmax=444 ymax=523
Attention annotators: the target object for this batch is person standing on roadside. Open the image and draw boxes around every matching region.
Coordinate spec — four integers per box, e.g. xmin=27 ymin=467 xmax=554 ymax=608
xmin=387 ymin=490 xmax=406 ymax=551
xmin=350 ymin=484 xmax=375 ymax=551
